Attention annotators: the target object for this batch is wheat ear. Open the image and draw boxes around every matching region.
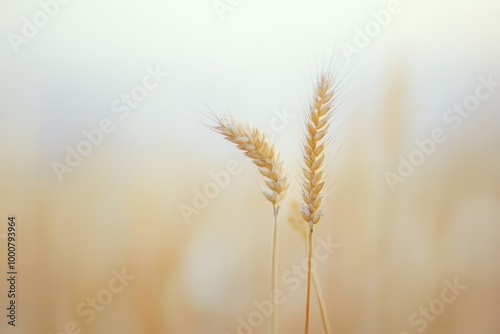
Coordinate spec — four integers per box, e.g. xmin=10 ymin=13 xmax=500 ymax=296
xmin=212 ymin=115 xmax=288 ymax=334
xmin=288 ymin=201 xmax=331 ymax=334
xmin=300 ymin=74 xmax=334 ymax=334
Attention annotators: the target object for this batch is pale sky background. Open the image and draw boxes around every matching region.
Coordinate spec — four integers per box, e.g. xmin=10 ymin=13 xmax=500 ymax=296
xmin=0 ymin=0 xmax=499 ymax=180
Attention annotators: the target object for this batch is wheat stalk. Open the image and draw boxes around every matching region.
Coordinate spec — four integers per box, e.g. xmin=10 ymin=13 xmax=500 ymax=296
xmin=288 ymin=201 xmax=331 ymax=334
xmin=300 ymin=74 xmax=335 ymax=334
xmin=211 ymin=115 xmax=288 ymax=334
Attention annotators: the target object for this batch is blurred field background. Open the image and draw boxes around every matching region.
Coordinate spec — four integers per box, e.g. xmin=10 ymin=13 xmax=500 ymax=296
xmin=1 ymin=0 xmax=500 ymax=333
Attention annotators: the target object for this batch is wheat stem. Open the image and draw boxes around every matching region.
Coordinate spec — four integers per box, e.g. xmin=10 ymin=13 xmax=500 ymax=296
xmin=313 ymin=269 xmax=331 ymax=334
xmin=287 ymin=200 xmax=331 ymax=334
xmin=271 ymin=205 xmax=279 ymax=334
xmin=304 ymin=226 xmax=314 ymax=334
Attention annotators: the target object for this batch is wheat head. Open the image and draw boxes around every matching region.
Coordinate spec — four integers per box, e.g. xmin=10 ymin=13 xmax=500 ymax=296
xmin=301 ymin=74 xmax=334 ymax=229
xmin=212 ymin=115 xmax=288 ymax=207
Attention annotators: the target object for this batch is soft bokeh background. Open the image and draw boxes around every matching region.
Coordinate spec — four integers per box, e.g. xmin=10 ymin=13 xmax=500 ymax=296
xmin=1 ymin=0 xmax=500 ymax=333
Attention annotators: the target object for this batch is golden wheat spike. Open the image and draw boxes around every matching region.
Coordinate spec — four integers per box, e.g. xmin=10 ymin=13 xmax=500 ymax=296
xmin=301 ymin=75 xmax=334 ymax=229
xmin=213 ymin=115 xmax=288 ymax=206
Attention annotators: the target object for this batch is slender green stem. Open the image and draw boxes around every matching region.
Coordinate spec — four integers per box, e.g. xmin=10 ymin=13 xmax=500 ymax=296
xmin=271 ymin=206 xmax=279 ymax=334
xmin=304 ymin=225 xmax=314 ymax=334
